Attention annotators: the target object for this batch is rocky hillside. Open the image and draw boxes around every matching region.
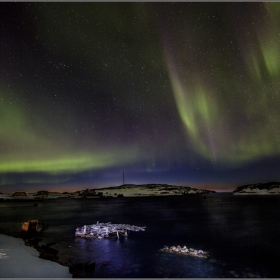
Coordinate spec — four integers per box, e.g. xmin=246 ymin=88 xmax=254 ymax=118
xmin=87 ymin=184 xmax=215 ymax=197
xmin=233 ymin=182 xmax=280 ymax=195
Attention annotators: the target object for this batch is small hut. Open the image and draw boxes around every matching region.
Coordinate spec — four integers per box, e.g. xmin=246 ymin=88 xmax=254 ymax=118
xmin=21 ymin=220 xmax=44 ymax=233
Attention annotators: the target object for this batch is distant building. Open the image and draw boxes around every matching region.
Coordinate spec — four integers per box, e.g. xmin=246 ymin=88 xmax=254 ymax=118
xmin=35 ymin=190 xmax=49 ymax=199
xmin=79 ymin=189 xmax=103 ymax=198
xmin=37 ymin=190 xmax=49 ymax=196
xmin=12 ymin=192 xmax=27 ymax=197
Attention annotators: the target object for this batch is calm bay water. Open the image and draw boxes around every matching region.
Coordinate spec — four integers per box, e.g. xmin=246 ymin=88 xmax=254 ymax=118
xmin=1 ymin=194 xmax=280 ymax=278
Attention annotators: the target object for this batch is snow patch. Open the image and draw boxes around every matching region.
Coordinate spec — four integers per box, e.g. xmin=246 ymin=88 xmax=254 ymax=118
xmin=0 ymin=234 xmax=71 ymax=278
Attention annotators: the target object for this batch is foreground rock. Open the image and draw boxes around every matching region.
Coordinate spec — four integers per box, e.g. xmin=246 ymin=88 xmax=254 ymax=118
xmin=69 ymin=261 xmax=96 ymax=277
xmin=233 ymin=182 xmax=280 ymax=195
xmin=160 ymin=245 xmax=208 ymax=258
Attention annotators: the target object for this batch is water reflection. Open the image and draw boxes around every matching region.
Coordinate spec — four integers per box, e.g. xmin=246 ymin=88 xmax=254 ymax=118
xmin=0 ymin=196 xmax=279 ymax=277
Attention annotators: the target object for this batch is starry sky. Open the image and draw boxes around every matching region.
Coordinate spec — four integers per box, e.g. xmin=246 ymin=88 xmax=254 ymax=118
xmin=1 ymin=2 xmax=280 ymax=192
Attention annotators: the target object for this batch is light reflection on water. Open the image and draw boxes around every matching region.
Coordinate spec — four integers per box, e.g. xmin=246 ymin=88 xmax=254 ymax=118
xmin=0 ymin=195 xmax=280 ymax=277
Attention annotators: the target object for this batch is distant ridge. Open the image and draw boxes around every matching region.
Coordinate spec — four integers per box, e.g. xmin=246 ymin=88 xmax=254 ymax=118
xmin=0 ymin=184 xmax=216 ymax=200
xmin=233 ymin=182 xmax=280 ymax=195
xmin=88 ymin=183 xmax=215 ymax=197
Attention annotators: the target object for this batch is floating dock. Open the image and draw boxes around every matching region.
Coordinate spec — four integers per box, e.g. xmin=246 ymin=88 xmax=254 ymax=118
xmin=75 ymin=222 xmax=145 ymax=239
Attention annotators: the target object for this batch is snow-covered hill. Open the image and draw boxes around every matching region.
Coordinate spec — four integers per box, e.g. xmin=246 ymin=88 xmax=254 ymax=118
xmin=233 ymin=182 xmax=280 ymax=195
xmin=0 ymin=184 xmax=215 ymax=200
xmin=86 ymin=184 xmax=215 ymax=197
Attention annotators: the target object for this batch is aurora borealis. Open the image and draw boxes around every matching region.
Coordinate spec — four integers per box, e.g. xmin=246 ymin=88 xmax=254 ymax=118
xmin=1 ymin=2 xmax=280 ymax=192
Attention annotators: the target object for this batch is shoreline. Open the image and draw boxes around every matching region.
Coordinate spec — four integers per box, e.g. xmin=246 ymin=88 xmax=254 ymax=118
xmin=0 ymin=233 xmax=72 ymax=278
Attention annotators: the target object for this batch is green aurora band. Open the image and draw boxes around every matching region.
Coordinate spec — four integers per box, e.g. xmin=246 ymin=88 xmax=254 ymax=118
xmin=165 ymin=3 xmax=280 ymax=165
xmin=0 ymin=85 xmax=141 ymax=176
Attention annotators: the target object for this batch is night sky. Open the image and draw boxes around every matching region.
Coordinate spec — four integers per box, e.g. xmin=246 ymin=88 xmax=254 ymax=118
xmin=1 ymin=2 xmax=280 ymax=192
